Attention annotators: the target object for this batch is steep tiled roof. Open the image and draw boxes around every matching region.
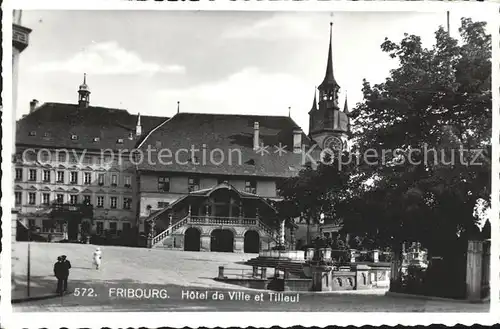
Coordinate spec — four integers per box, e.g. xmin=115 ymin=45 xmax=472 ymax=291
xmin=137 ymin=112 xmax=321 ymax=178
xmin=16 ymin=102 xmax=167 ymax=151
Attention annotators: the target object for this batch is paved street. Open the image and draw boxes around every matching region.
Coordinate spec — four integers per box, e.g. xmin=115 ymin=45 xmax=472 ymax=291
xmin=12 ymin=242 xmax=489 ymax=312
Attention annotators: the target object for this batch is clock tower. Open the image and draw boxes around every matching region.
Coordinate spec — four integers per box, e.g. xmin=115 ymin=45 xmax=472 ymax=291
xmin=308 ymin=22 xmax=350 ymax=152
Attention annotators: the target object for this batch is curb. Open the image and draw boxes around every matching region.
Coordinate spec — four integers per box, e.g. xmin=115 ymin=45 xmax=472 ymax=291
xmin=12 ymin=293 xmax=62 ymax=304
xmin=385 ymin=291 xmax=489 ymax=304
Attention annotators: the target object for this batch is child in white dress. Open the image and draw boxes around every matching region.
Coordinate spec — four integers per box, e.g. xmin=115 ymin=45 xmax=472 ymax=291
xmin=93 ymin=247 xmax=102 ymax=270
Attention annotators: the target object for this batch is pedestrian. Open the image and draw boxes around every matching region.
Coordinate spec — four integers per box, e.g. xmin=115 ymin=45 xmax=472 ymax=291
xmin=61 ymin=255 xmax=71 ymax=292
xmin=93 ymin=247 xmax=102 ymax=270
xmin=53 ymin=256 xmax=65 ymax=295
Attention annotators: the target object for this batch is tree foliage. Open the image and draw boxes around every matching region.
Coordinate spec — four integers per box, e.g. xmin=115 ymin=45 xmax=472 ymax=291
xmin=343 ymin=18 xmax=491 ymax=254
xmin=279 ymin=18 xmax=491 ymax=255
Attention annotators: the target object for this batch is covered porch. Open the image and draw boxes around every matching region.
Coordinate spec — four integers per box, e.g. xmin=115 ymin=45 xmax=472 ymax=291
xmin=145 ymin=182 xmax=288 ymax=252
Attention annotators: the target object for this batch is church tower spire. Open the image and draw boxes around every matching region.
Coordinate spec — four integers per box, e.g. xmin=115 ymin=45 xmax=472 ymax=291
xmin=307 ymin=22 xmax=349 ymax=151
xmin=78 ymin=73 xmax=91 ymax=108
xmin=318 ymin=22 xmax=340 ymax=109
xmin=308 ymin=88 xmax=318 ymax=137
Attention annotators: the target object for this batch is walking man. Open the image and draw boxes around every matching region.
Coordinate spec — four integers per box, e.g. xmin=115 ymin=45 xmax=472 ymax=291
xmin=53 ymin=256 xmax=65 ymax=295
xmin=61 ymin=255 xmax=71 ymax=292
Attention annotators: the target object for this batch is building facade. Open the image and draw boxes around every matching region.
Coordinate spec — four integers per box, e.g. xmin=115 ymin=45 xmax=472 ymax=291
xmin=14 ymin=77 xmax=166 ymax=242
xmin=139 ymin=23 xmax=351 ymax=252
xmin=12 ymin=10 xmax=32 ymax=241
xmin=14 ymin=23 xmax=350 ymax=251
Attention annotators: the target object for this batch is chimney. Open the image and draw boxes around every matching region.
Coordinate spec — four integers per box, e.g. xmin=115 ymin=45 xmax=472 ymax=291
xmin=136 ymin=113 xmax=142 ymax=136
xmin=29 ymin=99 xmax=39 ymax=113
xmin=293 ymin=128 xmax=302 ymax=153
xmin=253 ymin=121 xmax=260 ymax=150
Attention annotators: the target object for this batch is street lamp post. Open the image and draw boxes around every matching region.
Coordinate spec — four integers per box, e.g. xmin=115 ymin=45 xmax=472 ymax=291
xmin=27 ymin=228 xmax=31 ymax=297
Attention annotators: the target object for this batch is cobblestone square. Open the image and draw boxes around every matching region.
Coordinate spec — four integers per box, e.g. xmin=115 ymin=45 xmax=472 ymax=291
xmin=12 ymin=243 xmax=489 ymax=312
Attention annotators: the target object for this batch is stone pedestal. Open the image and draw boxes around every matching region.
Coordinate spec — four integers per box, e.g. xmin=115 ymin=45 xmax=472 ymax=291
xmin=324 ymin=248 xmax=332 ymax=261
xmin=279 ymin=220 xmax=285 ymax=245
xmin=372 ymin=250 xmax=379 ymax=263
xmin=306 ymin=248 xmax=315 ymax=260
xmin=352 ymin=264 xmax=371 ymax=290
xmin=349 ymin=249 xmax=357 ymax=263
xmin=200 ymin=235 xmax=211 ymax=252
xmin=234 ymin=236 xmax=244 ymax=253
xmin=466 ymin=240 xmax=483 ymax=301
xmin=290 ymin=227 xmax=296 ymax=250
xmin=311 ymin=265 xmax=334 ymax=291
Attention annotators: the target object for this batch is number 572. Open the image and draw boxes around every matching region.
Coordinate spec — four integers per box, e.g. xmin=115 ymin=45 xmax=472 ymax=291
xmin=73 ymin=287 xmax=95 ymax=297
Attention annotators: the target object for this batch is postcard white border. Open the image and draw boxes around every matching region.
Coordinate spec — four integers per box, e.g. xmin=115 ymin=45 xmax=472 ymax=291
xmin=2 ymin=0 xmax=499 ymax=328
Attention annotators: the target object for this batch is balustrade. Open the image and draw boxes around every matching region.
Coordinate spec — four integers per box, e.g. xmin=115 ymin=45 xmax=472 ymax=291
xmin=151 ymin=214 xmax=280 ymax=247
xmin=188 ymin=215 xmax=259 ymax=226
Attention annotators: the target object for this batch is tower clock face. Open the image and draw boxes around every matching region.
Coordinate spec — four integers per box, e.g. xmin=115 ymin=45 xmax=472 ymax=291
xmin=324 ymin=136 xmax=343 ymax=151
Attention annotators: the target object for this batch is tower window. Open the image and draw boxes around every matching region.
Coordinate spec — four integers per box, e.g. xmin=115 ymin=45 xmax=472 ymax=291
xmin=188 ymin=177 xmax=200 ymax=192
xmin=158 ymin=177 xmax=170 ymax=192
xmin=245 ymin=180 xmax=257 ymax=194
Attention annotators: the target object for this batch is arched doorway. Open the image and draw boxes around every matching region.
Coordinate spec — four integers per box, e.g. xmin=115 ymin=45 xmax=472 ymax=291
xmin=211 ymin=229 xmax=234 ymax=252
xmin=244 ymin=230 xmax=260 ymax=253
xmin=184 ymin=227 xmax=201 ymax=251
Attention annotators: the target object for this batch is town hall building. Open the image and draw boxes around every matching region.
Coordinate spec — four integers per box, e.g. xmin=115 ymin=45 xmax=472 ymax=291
xmin=14 ymin=23 xmax=352 ymax=252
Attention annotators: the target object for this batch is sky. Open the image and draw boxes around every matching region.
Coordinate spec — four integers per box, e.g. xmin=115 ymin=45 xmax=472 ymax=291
xmin=17 ymin=10 xmax=493 ymax=134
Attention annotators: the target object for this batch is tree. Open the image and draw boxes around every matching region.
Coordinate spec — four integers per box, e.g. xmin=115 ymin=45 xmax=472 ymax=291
xmin=278 ymin=152 xmax=353 ymax=244
xmin=337 ymin=18 xmax=490 ymax=292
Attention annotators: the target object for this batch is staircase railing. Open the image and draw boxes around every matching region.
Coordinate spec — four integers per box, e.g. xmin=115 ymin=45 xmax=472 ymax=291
xmin=151 ymin=215 xmax=289 ymax=248
xmin=151 ymin=215 xmax=189 ymax=246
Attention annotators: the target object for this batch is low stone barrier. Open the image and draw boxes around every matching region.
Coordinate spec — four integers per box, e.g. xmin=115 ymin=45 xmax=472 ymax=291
xmin=259 ymin=250 xmax=305 ymax=261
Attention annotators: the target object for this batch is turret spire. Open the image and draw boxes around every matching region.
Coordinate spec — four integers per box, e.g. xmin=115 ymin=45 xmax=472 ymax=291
xmin=318 ymin=22 xmax=339 ymax=91
xmin=136 ymin=112 xmax=142 ymax=136
xmin=78 ymin=73 xmax=90 ymax=108
xmin=343 ymin=93 xmax=349 ymax=114
xmin=310 ymin=88 xmax=318 ymax=112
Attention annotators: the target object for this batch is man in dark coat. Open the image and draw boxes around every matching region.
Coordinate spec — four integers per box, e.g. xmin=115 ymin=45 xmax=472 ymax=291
xmin=61 ymin=255 xmax=71 ymax=292
xmin=53 ymin=256 xmax=65 ymax=295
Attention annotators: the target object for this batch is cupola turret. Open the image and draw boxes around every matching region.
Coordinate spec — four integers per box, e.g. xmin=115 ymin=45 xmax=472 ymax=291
xmin=78 ymin=73 xmax=91 ymax=108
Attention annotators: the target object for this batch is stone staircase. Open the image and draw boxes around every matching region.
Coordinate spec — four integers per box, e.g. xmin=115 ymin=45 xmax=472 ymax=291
xmin=150 ymin=215 xmax=281 ymax=249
